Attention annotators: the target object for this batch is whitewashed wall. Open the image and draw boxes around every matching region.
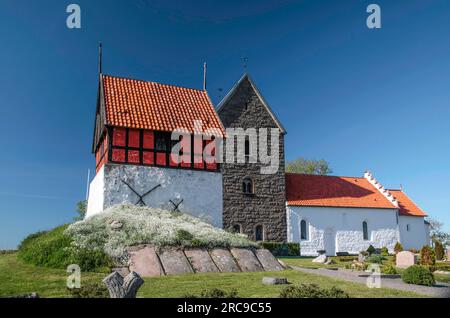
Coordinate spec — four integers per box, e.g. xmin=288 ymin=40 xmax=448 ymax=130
xmin=399 ymin=215 xmax=429 ymax=250
xmin=287 ymin=206 xmax=400 ymax=256
xmin=86 ymin=164 xmax=223 ymax=227
xmin=86 ymin=166 xmax=104 ymax=218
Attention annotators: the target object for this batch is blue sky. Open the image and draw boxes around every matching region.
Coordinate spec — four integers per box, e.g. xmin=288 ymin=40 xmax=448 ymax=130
xmin=0 ymin=0 xmax=449 ymax=249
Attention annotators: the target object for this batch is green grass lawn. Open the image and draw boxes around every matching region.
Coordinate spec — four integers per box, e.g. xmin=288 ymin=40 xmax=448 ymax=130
xmin=0 ymin=252 xmax=425 ymax=298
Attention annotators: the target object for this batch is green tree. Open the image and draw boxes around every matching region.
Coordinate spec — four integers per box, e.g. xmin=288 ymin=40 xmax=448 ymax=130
xmin=74 ymin=200 xmax=87 ymax=221
xmin=427 ymin=217 xmax=450 ymax=248
xmin=285 ymin=158 xmax=332 ymax=175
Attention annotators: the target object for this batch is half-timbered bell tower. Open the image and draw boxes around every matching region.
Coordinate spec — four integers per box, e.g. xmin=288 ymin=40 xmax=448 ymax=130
xmin=87 ymin=73 xmax=225 ymax=227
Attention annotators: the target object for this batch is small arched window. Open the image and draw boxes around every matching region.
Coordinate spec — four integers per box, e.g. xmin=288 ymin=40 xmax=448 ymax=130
xmin=232 ymin=224 xmax=241 ymax=234
xmin=255 ymin=225 xmax=264 ymax=241
xmin=363 ymin=221 xmax=369 ymax=240
xmin=242 ymin=178 xmax=253 ymax=194
xmin=406 ymin=224 xmax=410 ymax=232
xmin=300 ymin=220 xmax=307 ymax=240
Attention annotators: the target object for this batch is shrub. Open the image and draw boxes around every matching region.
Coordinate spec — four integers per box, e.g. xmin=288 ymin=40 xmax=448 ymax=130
xmin=260 ymin=242 xmax=300 ymax=256
xmin=183 ymin=288 xmax=238 ymax=298
xmin=279 ymin=284 xmax=349 ymax=298
xmin=382 ymin=264 xmax=397 ymax=275
xmin=402 ymin=265 xmax=435 ymax=286
xmin=345 ymin=262 xmax=368 ymax=271
xmin=335 ymin=252 xmax=349 ymax=257
xmin=380 ymin=247 xmax=389 ymax=256
xmin=409 ymin=248 xmax=419 ymax=254
xmin=336 ymin=256 xmax=358 ymax=263
xmin=67 ymin=283 xmax=109 ymax=298
xmin=394 ymin=242 xmax=403 ymax=254
xmin=18 ymin=225 xmax=112 ymax=272
xmin=366 ymin=254 xmax=385 ymax=264
xmin=175 ymin=229 xmax=195 ymax=245
xmin=420 ymin=246 xmax=436 ymax=266
xmin=434 ymin=240 xmax=444 ymax=261
xmin=367 ymin=245 xmax=376 ymax=255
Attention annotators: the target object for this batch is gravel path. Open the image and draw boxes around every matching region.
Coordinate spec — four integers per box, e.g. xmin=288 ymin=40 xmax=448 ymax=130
xmin=291 ymin=266 xmax=450 ymax=298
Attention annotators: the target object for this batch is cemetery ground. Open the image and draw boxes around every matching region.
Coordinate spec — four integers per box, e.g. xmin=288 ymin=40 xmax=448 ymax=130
xmin=0 ymin=252 xmax=426 ymax=298
xmin=279 ymin=256 xmax=450 ymax=283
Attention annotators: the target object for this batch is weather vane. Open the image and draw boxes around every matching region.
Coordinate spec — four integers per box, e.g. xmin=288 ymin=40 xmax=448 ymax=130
xmin=240 ymin=57 xmax=249 ymax=71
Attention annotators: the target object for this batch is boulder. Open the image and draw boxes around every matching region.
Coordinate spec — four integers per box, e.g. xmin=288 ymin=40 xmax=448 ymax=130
xmin=396 ymin=251 xmax=417 ymax=269
xmin=184 ymin=249 xmax=219 ymax=273
xmin=262 ymin=277 xmax=289 ymax=285
xmin=254 ymin=249 xmax=284 ymax=271
xmin=209 ymin=248 xmax=241 ymax=272
xmin=312 ymin=254 xmax=328 ymax=264
xmin=127 ymin=245 xmax=164 ymax=277
xmin=158 ymin=248 xmax=193 ymax=275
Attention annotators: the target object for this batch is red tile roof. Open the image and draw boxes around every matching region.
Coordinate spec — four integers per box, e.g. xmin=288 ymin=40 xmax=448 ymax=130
xmin=286 ymin=173 xmax=396 ymax=209
xmin=388 ymin=190 xmax=427 ymax=217
xmin=102 ymin=75 xmax=224 ymax=136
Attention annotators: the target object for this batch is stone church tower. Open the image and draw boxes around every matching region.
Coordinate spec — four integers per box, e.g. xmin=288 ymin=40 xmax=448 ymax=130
xmin=217 ymin=74 xmax=287 ymax=242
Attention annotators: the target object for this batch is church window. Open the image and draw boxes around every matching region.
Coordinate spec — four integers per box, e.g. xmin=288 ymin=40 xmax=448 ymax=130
xmin=363 ymin=221 xmax=369 ymax=240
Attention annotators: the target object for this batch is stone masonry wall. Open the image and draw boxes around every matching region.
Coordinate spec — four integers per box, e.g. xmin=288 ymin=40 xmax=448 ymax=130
xmin=218 ymin=76 xmax=287 ymax=242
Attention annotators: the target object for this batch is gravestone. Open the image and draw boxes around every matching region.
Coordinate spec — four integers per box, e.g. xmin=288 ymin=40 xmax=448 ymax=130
xmin=184 ymin=249 xmax=219 ymax=273
xmin=127 ymin=246 xmax=164 ymax=277
xmin=158 ymin=248 xmax=193 ymax=275
xmin=358 ymin=253 xmax=366 ymax=263
xmin=230 ymin=248 xmax=264 ymax=272
xmin=396 ymin=251 xmax=417 ymax=268
xmin=254 ymin=249 xmax=284 ymax=271
xmin=209 ymin=248 xmax=241 ymax=272
xmin=447 ymin=250 xmax=450 ymax=262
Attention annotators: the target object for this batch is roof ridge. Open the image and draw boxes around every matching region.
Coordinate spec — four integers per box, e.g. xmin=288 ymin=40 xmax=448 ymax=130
xmin=285 ymin=172 xmax=366 ymax=179
xmin=102 ymin=74 xmax=206 ymax=92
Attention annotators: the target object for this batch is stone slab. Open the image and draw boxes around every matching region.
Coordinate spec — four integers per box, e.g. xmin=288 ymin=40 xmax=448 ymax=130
xmin=128 ymin=246 xmax=164 ymax=277
xmin=396 ymin=251 xmax=417 ymax=269
xmin=184 ymin=249 xmax=219 ymax=273
xmin=230 ymin=248 xmax=264 ymax=272
xmin=262 ymin=277 xmax=288 ymax=285
xmin=158 ymin=248 xmax=193 ymax=275
xmin=254 ymin=249 xmax=284 ymax=271
xmin=447 ymin=250 xmax=450 ymax=262
xmin=209 ymin=248 xmax=241 ymax=273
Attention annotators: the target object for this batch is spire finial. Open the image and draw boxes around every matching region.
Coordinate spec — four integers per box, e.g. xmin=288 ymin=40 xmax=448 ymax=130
xmin=98 ymin=42 xmax=103 ymax=75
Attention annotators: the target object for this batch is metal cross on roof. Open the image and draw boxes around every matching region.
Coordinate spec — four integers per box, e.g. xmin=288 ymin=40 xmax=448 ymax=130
xmin=122 ymin=180 xmax=161 ymax=206
xmin=169 ymin=198 xmax=184 ymax=212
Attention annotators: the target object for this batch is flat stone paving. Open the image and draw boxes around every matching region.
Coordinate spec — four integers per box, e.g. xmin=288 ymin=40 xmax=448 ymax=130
xmin=290 ymin=266 xmax=450 ymax=298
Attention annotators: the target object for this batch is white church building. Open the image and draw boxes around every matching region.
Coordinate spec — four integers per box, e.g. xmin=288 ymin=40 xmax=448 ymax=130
xmin=286 ymin=172 xmax=430 ymax=255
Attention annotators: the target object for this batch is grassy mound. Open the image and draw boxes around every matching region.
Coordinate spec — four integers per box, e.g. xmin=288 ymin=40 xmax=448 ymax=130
xmin=18 ymin=225 xmax=113 ymax=272
xmin=65 ymin=204 xmax=257 ymax=263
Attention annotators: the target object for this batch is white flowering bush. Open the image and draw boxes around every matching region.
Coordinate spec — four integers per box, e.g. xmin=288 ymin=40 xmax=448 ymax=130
xmin=65 ymin=204 xmax=257 ymax=261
